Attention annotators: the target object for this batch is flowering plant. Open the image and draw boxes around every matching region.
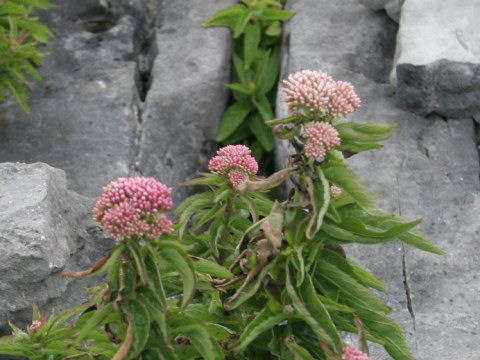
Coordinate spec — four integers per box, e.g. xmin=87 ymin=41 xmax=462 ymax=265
xmin=0 ymin=70 xmax=441 ymax=360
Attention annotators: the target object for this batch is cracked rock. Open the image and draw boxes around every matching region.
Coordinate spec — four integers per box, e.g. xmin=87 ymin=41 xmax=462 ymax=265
xmin=0 ymin=163 xmax=114 ymax=338
xmin=392 ymin=0 xmax=480 ymax=118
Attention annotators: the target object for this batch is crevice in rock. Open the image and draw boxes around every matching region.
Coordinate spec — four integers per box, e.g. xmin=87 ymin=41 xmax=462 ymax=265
xmin=130 ymin=0 xmax=159 ymax=175
xmin=401 ymin=244 xmax=416 ymax=332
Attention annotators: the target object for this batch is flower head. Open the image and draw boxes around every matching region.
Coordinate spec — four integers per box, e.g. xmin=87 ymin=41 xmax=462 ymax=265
xmin=208 ymin=145 xmax=259 ymax=186
xmin=303 ymin=121 xmax=341 ymax=159
xmin=342 ymin=346 xmax=372 ymax=360
xmin=282 ymin=70 xmax=361 ymax=118
xmin=93 ymin=177 xmax=173 ymax=241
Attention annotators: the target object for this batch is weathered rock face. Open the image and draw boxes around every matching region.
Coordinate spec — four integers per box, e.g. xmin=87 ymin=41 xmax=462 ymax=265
xmin=0 ymin=163 xmax=114 ymax=338
xmin=392 ymin=0 xmax=480 ymax=118
xmin=279 ymin=0 xmax=480 ymax=359
xmin=357 ymin=0 xmax=405 ymax=21
xmin=0 ymin=0 xmax=232 ymax=202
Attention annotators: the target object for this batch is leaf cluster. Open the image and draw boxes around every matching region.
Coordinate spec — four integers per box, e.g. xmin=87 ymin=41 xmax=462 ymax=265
xmin=204 ymin=0 xmax=294 ymax=173
xmin=0 ymin=0 xmax=54 ymax=113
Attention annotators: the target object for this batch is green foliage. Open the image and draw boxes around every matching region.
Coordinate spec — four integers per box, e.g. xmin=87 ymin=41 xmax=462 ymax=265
xmin=0 ymin=69 xmax=442 ymax=360
xmin=0 ymin=0 xmax=54 ymax=113
xmin=204 ymin=0 xmax=294 ymax=173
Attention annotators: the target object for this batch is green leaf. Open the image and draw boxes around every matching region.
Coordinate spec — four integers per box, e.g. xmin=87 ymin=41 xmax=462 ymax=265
xmin=157 ymin=243 xmax=196 ymax=309
xmin=4 ymin=79 xmax=30 ymax=113
xmin=247 ymin=112 xmax=275 ymax=151
xmin=258 ymin=8 xmax=294 ymax=21
xmin=258 ymin=45 xmax=280 ymax=94
xmin=202 ymin=4 xmax=246 ymax=29
xmin=265 ymin=21 xmax=282 ymax=36
xmin=316 ymin=259 xmax=391 ymax=314
xmin=235 ymin=307 xmax=292 ymax=353
xmin=233 ymin=9 xmax=254 ymax=38
xmin=173 ymin=325 xmax=219 ymax=360
xmin=285 ymin=341 xmax=316 ymax=360
xmin=356 ymin=308 xmax=414 ymax=360
xmin=232 ymin=51 xmax=246 ymax=85
xmin=286 ymin=267 xmax=334 ymax=349
xmin=306 ymin=167 xmax=330 ymax=239
xmin=72 ymin=302 xmax=116 ymax=345
xmin=216 ymin=101 xmax=252 ymax=142
xmin=193 ymin=260 xmax=234 ymax=279
xmin=252 ymin=92 xmax=274 ymax=121
xmin=243 ymin=22 xmax=260 ymax=69
xmin=224 ymin=82 xmax=254 ymax=95
xmin=322 ymin=162 xmax=384 ymax=217
xmin=124 ymin=299 xmax=151 ymax=358
xmin=336 ymin=122 xmax=395 ymax=143
xmin=340 ymin=205 xmax=444 ymax=255
xmin=126 ymin=241 xmax=148 ymax=285
xmin=347 ymin=257 xmax=387 ymax=292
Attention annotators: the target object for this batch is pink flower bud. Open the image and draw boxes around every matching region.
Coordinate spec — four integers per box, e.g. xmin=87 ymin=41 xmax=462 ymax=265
xmin=342 ymin=346 xmax=373 ymax=360
xmin=303 ymin=121 xmax=341 ymax=159
xmin=93 ymin=177 xmax=173 ymax=241
xmin=208 ymin=145 xmax=259 ymax=186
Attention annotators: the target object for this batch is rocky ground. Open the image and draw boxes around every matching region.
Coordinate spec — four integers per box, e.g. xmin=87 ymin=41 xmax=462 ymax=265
xmin=0 ymin=0 xmax=479 ymax=359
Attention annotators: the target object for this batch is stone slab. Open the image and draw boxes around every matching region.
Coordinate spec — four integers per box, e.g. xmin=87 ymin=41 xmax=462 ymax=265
xmin=0 ymin=163 xmax=114 ymax=338
xmin=278 ymin=0 xmax=480 ymax=358
xmin=392 ymin=0 xmax=480 ymax=118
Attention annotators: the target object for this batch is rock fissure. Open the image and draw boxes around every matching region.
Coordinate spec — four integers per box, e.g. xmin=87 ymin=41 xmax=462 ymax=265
xmin=131 ymin=0 xmax=159 ymax=176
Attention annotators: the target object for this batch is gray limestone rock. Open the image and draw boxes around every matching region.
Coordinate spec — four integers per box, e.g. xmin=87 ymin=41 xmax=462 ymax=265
xmin=278 ymin=0 xmax=480 ymax=358
xmin=0 ymin=0 xmax=233 ymax=203
xmin=392 ymin=0 xmax=480 ymax=118
xmin=138 ymin=0 xmax=234 ymax=204
xmin=0 ymin=163 xmax=113 ymax=338
xmin=356 ymin=0 xmax=405 ymax=22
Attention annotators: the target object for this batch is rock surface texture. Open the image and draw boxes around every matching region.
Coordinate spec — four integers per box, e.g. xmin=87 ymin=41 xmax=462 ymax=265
xmin=278 ymin=0 xmax=480 ymax=359
xmin=361 ymin=0 xmax=480 ymax=118
xmin=0 ymin=0 xmax=233 ymax=202
xmin=0 ymin=163 xmax=114 ymax=338
xmin=0 ymin=0 xmax=479 ymax=359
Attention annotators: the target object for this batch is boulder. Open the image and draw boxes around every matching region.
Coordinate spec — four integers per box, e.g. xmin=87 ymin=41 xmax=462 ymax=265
xmin=356 ymin=0 xmax=405 ymax=21
xmin=0 ymin=163 xmax=113 ymax=338
xmin=392 ymin=0 xmax=480 ymax=118
xmin=278 ymin=0 xmax=480 ymax=358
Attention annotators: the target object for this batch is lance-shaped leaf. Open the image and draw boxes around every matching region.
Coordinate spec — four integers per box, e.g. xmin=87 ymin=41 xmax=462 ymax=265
xmin=157 ymin=243 xmax=196 ymax=309
xmin=322 ymin=162 xmax=385 ymax=217
xmin=216 ymin=101 xmax=252 ymax=142
xmin=193 ymin=259 xmax=234 ymax=279
xmin=336 ymin=122 xmax=396 ymax=143
xmin=244 ymin=22 xmax=260 ymax=69
xmin=339 ymin=204 xmax=444 ymax=254
xmin=356 ymin=307 xmax=414 ymax=360
xmin=123 ymin=299 xmax=151 ymax=359
xmin=173 ymin=324 xmax=220 ymax=360
xmin=305 ymin=167 xmax=331 ymax=240
xmin=234 ymin=307 xmax=292 ymax=353
xmin=202 ymin=4 xmax=246 ymax=28
xmin=316 ymin=260 xmax=391 ymax=314
xmin=286 ymin=266 xmax=343 ymax=352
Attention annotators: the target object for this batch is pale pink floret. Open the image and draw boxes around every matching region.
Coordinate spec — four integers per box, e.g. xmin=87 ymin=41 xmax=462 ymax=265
xmin=93 ymin=177 xmax=173 ymax=241
xmin=282 ymin=70 xmax=360 ymax=118
xmin=27 ymin=320 xmax=43 ymax=333
xmin=342 ymin=346 xmax=373 ymax=360
xmin=208 ymin=145 xmax=258 ymax=186
xmin=303 ymin=121 xmax=341 ymax=159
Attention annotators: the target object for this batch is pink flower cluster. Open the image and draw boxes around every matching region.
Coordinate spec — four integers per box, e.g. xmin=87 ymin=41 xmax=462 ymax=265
xmin=93 ymin=177 xmax=173 ymax=241
xmin=208 ymin=145 xmax=259 ymax=186
xmin=303 ymin=121 xmax=341 ymax=158
xmin=282 ymin=70 xmax=361 ymax=118
xmin=342 ymin=346 xmax=373 ymax=360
